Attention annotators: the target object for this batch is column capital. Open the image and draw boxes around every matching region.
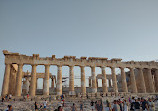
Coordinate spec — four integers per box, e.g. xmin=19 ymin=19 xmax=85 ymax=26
xmin=110 ymin=66 xmax=116 ymax=69
xmin=18 ymin=63 xmax=24 ymax=66
xmin=57 ymin=65 xmax=62 ymax=67
xmin=119 ymin=67 xmax=124 ymax=70
xmin=101 ymin=66 xmax=106 ymax=69
xmin=129 ymin=67 xmax=134 ymax=70
xmin=138 ymin=67 xmax=144 ymax=69
xmin=80 ymin=66 xmax=85 ymax=68
xmin=69 ymin=65 xmax=74 ymax=67
xmin=45 ymin=64 xmax=50 ymax=66
xmin=90 ymin=66 xmax=95 ymax=68
xmin=147 ymin=68 xmax=152 ymax=70
xmin=5 ymin=63 xmax=11 ymax=65
xmin=31 ymin=64 xmax=37 ymax=66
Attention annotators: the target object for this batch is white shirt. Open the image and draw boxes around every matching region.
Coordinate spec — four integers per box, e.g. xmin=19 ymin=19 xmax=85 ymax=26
xmin=43 ymin=101 xmax=47 ymax=106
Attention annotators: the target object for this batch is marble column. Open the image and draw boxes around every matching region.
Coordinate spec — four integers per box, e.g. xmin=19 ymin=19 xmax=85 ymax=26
xmin=147 ymin=68 xmax=155 ymax=93
xmin=43 ymin=65 xmax=50 ymax=95
xmin=101 ymin=67 xmax=108 ymax=93
xmin=80 ymin=66 xmax=86 ymax=95
xmin=56 ymin=65 xmax=62 ymax=96
xmin=130 ymin=68 xmax=137 ymax=93
xmin=51 ymin=78 xmax=54 ymax=88
xmin=138 ymin=68 xmax=146 ymax=93
xmin=91 ymin=66 xmax=97 ymax=93
xmin=111 ymin=67 xmax=118 ymax=93
xmin=120 ymin=67 xmax=128 ymax=93
xmin=36 ymin=78 xmax=38 ymax=90
xmin=29 ymin=65 xmax=37 ymax=96
xmin=96 ymin=79 xmax=98 ymax=88
xmin=69 ymin=66 xmax=75 ymax=95
xmin=15 ymin=64 xmax=23 ymax=96
xmin=154 ymin=69 xmax=158 ymax=92
xmin=9 ymin=66 xmax=17 ymax=95
xmin=1 ymin=64 xmax=11 ymax=96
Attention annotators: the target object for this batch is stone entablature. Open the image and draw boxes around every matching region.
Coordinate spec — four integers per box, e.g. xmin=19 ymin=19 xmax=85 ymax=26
xmin=3 ymin=50 xmax=158 ymax=69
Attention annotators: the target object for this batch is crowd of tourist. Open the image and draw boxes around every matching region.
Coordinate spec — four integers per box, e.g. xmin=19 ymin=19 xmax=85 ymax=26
xmin=1 ymin=94 xmax=158 ymax=111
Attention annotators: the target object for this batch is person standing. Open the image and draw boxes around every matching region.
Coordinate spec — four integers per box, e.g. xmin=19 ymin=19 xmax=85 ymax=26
xmin=134 ymin=99 xmax=140 ymax=111
xmin=71 ymin=103 xmax=77 ymax=111
xmin=43 ymin=100 xmax=47 ymax=110
xmin=148 ymin=98 xmax=155 ymax=111
xmin=91 ymin=100 xmax=95 ymax=111
xmin=35 ymin=102 xmax=38 ymax=111
xmin=141 ymin=99 xmax=149 ymax=111
xmin=80 ymin=102 xmax=83 ymax=111
xmin=112 ymin=100 xmax=120 ymax=111
xmin=95 ymin=100 xmax=103 ymax=111
xmin=123 ymin=100 xmax=128 ymax=111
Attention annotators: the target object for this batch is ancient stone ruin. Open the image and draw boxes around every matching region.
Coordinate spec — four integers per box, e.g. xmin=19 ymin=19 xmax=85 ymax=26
xmin=1 ymin=50 xmax=158 ymax=97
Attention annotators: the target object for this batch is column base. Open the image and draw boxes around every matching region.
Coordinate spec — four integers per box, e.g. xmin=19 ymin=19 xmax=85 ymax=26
xmin=69 ymin=91 xmax=75 ymax=95
xmin=92 ymin=88 xmax=97 ymax=93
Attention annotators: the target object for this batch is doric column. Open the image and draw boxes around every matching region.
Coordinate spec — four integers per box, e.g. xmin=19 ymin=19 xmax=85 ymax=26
xmin=80 ymin=66 xmax=86 ymax=95
xmin=29 ymin=65 xmax=37 ymax=96
xmin=69 ymin=66 xmax=75 ymax=95
xmin=101 ymin=67 xmax=108 ymax=93
xmin=89 ymin=78 xmax=91 ymax=87
xmin=1 ymin=64 xmax=11 ymax=96
xmin=147 ymin=68 xmax=155 ymax=93
xmin=109 ymin=79 xmax=111 ymax=87
xmin=154 ymin=69 xmax=158 ymax=92
xmin=56 ymin=65 xmax=62 ymax=96
xmin=15 ymin=64 xmax=23 ymax=96
xmin=96 ymin=79 xmax=98 ymax=88
xmin=120 ymin=67 xmax=128 ymax=93
xmin=43 ymin=65 xmax=50 ymax=95
xmin=138 ymin=68 xmax=146 ymax=93
xmin=130 ymin=68 xmax=137 ymax=93
xmin=91 ymin=66 xmax=97 ymax=93
xmin=111 ymin=67 xmax=118 ymax=93
xmin=51 ymin=78 xmax=54 ymax=88
xmin=36 ymin=78 xmax=38 ymax=90
xmin=9 ymin=66 xmax=17 ymax=95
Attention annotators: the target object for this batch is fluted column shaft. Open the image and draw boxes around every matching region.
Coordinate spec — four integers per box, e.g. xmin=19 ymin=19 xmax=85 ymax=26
xmin=57 ymin=65 xmax=62 ymax=96
xmin=147 ymin=68 xmax=155 ymax=93
xmin=1 ymin=64 xmax=11 ymax=96
xmin=101 ymin=67 xmax=108 ymax=93
xmin=120 ymin=67 xmax=128 ymax=93
xmin=154 ymin=69 xmax=158 ymax=92
xmin=43 ymin=65 xmax=50 ymax=95
xmin=51 ymin=78 xmax=54 ymax=88
xmin=91 ymin=66 xmax=97 ymax=93
xmin=138 ymin=68 xmax=146 ymax=93
xmin=69 ymin=66 xmax=75 ymax=95
xmin=29 ymin=65 xmax=37 ymax=96
xmin=81 ymin=66 xmax=86 ymax=95
xmin=36 ymin=78 xmax=38 ymax=90
xmin=9 ymin=69 xmax=17 ymax=95
xmin=130 ymin=68 xmax=137 ymax=93
xmin=15 ymin=64 xmax=23 ymax=96
xmin=111 ymin=67 xmax=118 ymax=93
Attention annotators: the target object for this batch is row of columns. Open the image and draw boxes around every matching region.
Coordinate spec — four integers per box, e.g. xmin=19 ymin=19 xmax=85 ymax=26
xmin=1 ymin=63 xmax=158 ymax=97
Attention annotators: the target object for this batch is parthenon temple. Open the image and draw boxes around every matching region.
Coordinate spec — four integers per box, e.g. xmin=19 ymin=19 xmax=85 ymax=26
xmin=1 ymin=50 xmax=158 ymax=97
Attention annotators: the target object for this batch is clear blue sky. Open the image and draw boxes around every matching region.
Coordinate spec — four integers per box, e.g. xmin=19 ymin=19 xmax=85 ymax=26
xmin=0 ymin=0 xmax=158 ymax=92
